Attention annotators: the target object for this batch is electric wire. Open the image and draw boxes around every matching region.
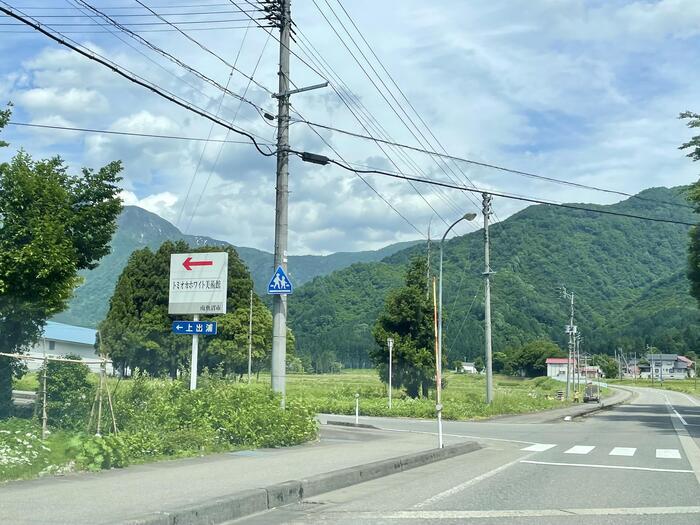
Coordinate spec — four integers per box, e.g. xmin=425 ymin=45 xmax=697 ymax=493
xmin=307 ymin=155 xmax=697 ymax=226
xmin=6 ymin=121 xmax=276 ymax=146
xmin=0 ymin=3 xmax=276 ymax=157
xmin=184 ymin=31 xmax=272 ymax=234
xmin=174 ymin=19 xmax=254 ymax=230
xmin=133 ymin=0 xmax=273 ymax=95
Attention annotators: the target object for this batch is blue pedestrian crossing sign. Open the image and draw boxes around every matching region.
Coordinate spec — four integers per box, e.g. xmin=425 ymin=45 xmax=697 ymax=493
xmin=267 ymin=265 xmax=293 ymax=295
xmin=172 ymin=321 xmax=217 ymax=335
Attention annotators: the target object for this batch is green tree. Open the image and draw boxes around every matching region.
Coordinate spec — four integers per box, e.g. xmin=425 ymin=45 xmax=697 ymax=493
xmin=511 ymin=339 xmax=564 ymax=377
xmin=37 ymin=354 xmax=93 ymax=431
xmin=492 ymin=351 xmax=511 ymax=374
xmin=0 ymin=106 xmax=122 ymax=418
xmin=474 ymin=355 xmax=485 ymax=373
xmin=683 ymin=112 xmax=700 ymax=307
xmin=371 ymin=256 xmax=436 ymax=398
xmin=591 ymin=354 xmax=618 ymax=379
xmin=100 ymin=241 xmax=286 ymax=378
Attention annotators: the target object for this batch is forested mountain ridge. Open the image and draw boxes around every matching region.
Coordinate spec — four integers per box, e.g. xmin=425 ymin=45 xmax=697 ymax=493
xmin=54 ymin=206 xmax=420 ymax=327
xmin=289 ymin=186 xmax=700 ymax=371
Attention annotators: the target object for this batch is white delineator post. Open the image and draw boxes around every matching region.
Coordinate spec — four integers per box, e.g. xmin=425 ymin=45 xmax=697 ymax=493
xmin=190 ymin=314 xmax=199 ymax=391
xmin=387 ymin=337 xmax=394 ymax=409
xmin=355 ymin=393 xmax=360 ymax=425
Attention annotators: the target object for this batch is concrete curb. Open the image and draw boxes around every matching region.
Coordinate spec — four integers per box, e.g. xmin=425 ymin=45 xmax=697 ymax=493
xmin=121 ymin=440 xmax=481 ymax=525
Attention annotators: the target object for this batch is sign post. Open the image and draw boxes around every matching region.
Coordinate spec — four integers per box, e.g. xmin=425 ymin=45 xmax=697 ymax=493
xmin=387 ymin=337 xmax=394 ymax=409
xmin=169 ymin=252 xmax=228 ymax=390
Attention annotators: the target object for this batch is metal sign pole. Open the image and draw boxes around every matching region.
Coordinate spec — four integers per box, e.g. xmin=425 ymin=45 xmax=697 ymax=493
xmin=190 ymin=314 xmax=199 ymax=391
xmin=387 ymin=338 xmax=393 ymax=409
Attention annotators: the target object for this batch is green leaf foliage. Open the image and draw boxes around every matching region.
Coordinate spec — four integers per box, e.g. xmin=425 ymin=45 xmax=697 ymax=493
xmin=0 ymin=105 xmax=122 ymax=418
xmin=371 ymin=257 xmax=438 ymax=398
xmin=35 ymin=354 xmax=93 ymax=431
xmin=99 ymin=241 xmax=290 ymax=377
xmin=289 ymin=186 xmax=699 ymax=372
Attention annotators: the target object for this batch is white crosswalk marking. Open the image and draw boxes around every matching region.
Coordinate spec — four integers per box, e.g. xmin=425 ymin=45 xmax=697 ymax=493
xmin=521 ymin=444 xmax=556 ymax=452
xmin=656 ymin=449 xmax=681 ymax=459
xmin=564 ymin=445 xmax=595 ymax=455
xmin=609 ymin=447 xmax=636 ymax=457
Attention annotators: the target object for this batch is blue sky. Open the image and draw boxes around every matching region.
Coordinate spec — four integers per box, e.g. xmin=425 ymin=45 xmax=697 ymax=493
xmin=1 ymin=0 xmax=699 ymax=254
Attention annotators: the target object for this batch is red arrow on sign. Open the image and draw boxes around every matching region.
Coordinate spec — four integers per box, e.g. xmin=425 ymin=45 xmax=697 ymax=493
xmin=182 ymin=257 xmax=214 ymax=271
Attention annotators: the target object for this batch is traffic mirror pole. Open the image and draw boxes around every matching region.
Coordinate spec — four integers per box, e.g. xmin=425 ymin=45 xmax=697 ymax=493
xmin=190 ymin=314 xmax=199 ymax=390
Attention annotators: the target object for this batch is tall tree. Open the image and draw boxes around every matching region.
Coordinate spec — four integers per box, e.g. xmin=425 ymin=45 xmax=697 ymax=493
xmin=0 ymin=106 xmax=122 ymax=418
xmin=100 ymin=241 xmax=289 ymax=377
xmin=510 ymin=339 xmax=564 ymax=377
xmin=681 ymin=112 xmax=700 ymax=305
xmin=371 ymin=256 xmax=437 ymax=398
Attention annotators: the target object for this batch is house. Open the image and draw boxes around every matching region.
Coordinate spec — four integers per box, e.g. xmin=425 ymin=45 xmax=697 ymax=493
xmin=638 ymin=354 xmax=695 ymax=380
xmin=460 ymin=362 xmax=478 ymax=374
xmin=546 ymin=357 xmax=576 ymax=378
xmin=26 ymin=321 xmax=108 ymax=373
xmin=579 ymin=365 xmax=602 ymax=379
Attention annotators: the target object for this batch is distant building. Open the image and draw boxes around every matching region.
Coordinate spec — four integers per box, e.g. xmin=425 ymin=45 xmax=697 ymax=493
xmin=26 ymin=321 xmax=108 ymax=373
xmin=546 ymin=357 xmax=576 ymax=378
xmin=579 ymin=366 xmax=602 ymax=379
xmin=460 ymin=362 xmax=478 ymax=374
xmin=638 ymin=354 xmax=695 ymax=380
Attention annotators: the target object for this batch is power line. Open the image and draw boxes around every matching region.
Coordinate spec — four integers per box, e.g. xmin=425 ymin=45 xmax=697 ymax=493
xmin=314 ymin=0 xmax=483 ymax=214
xmin=293 ymin=118 xmax=694 ymax=211
xmin=7 ymin=9 xmax=259 ymax=17
xmin=74 ymin=0 xmax=274 ymax=103
xmin=0 ymin=17 xmax=258 ymax=25
xmin=290 ymin=25 xmax=472 ymax=233
xmin=185 ymin=31 xmax=272 ymax=234
xmin=309 ymin=0 xmax=483 ymax=220
xmin=0 ymin=25 xmax=256 ymax=33
xmin=133 ymin=0 xmax=272 ymax=95
xmin=175 ymin=19 xmax=255 ymax=230
xmin=6 ymin=121 xmax=276 ymax=146
xmin=329 ymin=0 xmax=507 ymax=232
xmin=293 ymin=151 xmax=697 ymax=227
xmin=12 ymin=3 xmax=240 ymax=9
xmin=0 ymin=4 xmax=276 ymax=157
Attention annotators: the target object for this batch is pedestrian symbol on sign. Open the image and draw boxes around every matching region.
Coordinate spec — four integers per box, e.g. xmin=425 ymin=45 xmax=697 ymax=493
xmin=267 ymin=266 xmax=293 ymax=295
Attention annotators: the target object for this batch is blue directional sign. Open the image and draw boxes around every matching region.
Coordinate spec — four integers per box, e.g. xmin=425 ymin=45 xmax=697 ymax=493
xmin=267 ymin=265 xmax=293 ymax=295
xmin=172 ymin=321 xmax=217 ymax=335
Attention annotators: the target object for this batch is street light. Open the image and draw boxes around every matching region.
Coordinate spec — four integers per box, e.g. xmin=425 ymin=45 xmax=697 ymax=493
xmin=437 ymin=212 xmax=477 ymax=448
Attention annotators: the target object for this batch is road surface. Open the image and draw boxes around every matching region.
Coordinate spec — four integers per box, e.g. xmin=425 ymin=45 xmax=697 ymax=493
xmin=236 ymin=386 xmax=700 ymax=524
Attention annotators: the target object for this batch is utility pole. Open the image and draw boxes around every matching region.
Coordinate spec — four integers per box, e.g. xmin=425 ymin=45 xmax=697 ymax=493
xmin=248 ymin=288 xmax=253 ymax=383
xmin=271 ymin=0 xmax=291 ymax=406
xmin=562 ymin=288 xmax=575 ymax=400
xmin=482 ymin=193 xmax=494 ymax=404
xmin=426 ymin=217 xmax=432 ymax=300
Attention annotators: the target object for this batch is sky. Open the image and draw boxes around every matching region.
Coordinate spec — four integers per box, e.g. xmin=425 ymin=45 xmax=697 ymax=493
xmin=1 ymin=0 xmax=699 ymax=255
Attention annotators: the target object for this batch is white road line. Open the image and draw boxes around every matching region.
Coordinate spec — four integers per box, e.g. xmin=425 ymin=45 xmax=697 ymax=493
xmin=375 ymin=426 xmax=538 ymax=445
xmin=656 ymin=449 xmax=682 ymax=459
xmin=521 ymin=443 xmax=556 ymax=452
xmin=664 ymin=393 xmax=688 ymax=425
xmin=679 ymin=392 xmax=700 ymax=407
xmin=413 ymin=452 xmax=537 ymax=508
xmin=341 ymin=507 xmax=700 ymax=519
xmin=659 ymin=390 xmax=700 ymax=486
xmin=564 ymin=445 xmax=595 ymax=455
xmin=609 ymin=447 xmax=636 ymax=456
xmin=520 ymin=459 xmax=693 ymax=474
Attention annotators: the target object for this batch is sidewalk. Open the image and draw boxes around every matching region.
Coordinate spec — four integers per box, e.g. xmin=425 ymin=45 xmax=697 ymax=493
xmin=0 ymin=424 xmax=473 ymax=525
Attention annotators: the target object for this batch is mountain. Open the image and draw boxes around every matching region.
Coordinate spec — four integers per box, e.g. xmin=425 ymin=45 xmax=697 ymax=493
xmin=288 ymin=186 xmax=700 ymax=371
xmin=53 ymin=206 xmax=420 ymax=328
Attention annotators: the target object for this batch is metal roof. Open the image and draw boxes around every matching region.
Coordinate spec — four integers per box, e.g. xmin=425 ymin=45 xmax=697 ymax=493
xmin=42 ymin=321 xmax=96 ymax=346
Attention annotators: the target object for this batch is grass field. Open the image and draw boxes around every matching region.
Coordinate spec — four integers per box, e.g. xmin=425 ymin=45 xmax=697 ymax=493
xmin=607 ymin=377 xmax=699 ymax=396
xmin=267 ymin=369 xmax=572 ymax=420
xmin=15 ymin=368 xmax=577 ymax=421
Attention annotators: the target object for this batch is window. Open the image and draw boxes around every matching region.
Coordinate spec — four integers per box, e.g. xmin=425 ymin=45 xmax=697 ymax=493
xmin=48 ymin=340 xmax=55 ymax=351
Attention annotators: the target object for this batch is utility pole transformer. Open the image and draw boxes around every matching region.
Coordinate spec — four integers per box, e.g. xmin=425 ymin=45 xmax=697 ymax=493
xmin=482 ymin=193 xmax=494 ymax=404
xmin=271 ymin=0 xmax=291 ymax=406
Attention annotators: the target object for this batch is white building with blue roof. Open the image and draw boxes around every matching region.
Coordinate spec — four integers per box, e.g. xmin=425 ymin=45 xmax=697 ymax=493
xmin=27 ymin=321 xmax=108 ymax=373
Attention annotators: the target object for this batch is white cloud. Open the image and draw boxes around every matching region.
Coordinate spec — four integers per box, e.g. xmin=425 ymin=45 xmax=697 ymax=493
xmin=2 ymin=0 xmax=699 ymax=254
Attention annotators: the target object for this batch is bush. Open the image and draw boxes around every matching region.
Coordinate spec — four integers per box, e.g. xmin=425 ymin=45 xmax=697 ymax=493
xmin=36 ymin=355 xmax=93 ymax=431
xmin=76 ymin=434 xmax=129 ymax=471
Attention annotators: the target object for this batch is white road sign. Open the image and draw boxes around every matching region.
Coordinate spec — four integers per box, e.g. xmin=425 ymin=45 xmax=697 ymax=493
xmin=168 ymin=252 xmax=228 ymax=315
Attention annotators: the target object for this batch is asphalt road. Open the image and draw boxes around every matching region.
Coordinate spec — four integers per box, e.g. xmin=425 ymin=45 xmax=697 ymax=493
xmin=235 ymin=387 xmax=700 ymax=524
